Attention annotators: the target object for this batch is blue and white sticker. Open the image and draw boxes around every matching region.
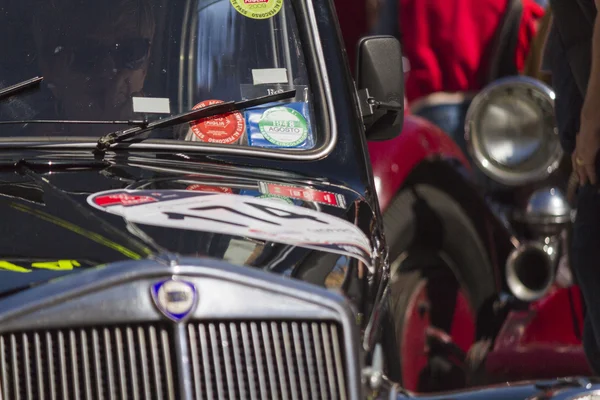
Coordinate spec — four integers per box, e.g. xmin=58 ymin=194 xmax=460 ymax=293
xmin=87 ymin=189 xmax=372 ymax=266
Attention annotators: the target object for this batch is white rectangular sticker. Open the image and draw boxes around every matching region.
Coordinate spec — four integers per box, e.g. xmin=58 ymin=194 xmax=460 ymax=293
xmin=251 ymin=68 xmax=289 ymax=85
xmin=132 ymin=97 xmax=171 ymax=114
xmin=87 ymin=189 xmax=373 ymax=267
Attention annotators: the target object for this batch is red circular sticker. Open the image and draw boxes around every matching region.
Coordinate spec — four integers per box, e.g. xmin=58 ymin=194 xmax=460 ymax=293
xmin=186 ymin=184 xmax=233 ymax=194
xmin=189 ymin=100 xmax=245 ymax=144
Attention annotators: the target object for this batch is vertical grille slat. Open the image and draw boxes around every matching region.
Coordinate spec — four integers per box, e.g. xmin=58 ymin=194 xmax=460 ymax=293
xmin=282 ymin=323 xmax=299 ymax=400
xmin=241 ymin=323 xmax=258 ymax=400
xmin=80 ymin=331 xmax=93 ymax=400
xmin=260 ymin=322 xmax=278 ymax=400
xmin=148 ymin=326 xmax=163 ymax=399
xmin=57 ymin=331 xmax=69 ymax=400
xmin=103 ymin=328 xmax=117 ymax=400
xmin=250 ymin=322 xmax=268 ymax=399
xmin=70 ymin=330 xmax=81 ymax=400
xmin=22 ymin=333 xmax=33 ymax=400
xmin=160 ymin=328 xmax=176 ymax=400
xmin=322 ymin=323 xmax=338 ymax=400
xmin=136 ymin=326 xmax=152 ymax=400
xmin=198 ymin=324 xmax=214 ymax=399
xmin=208 ymin=323 xmax=225 ymax=399
xmin=126 ymin=327 xmax=140 ymax=400
xmin=311 ymin=323 xmax=328 ymax=400
xmin=330 ymin=325 xmax=348 ymax=400
xmin=229 ymin=324 xmax=246 ymax=400
xmin=302 ymin=323 xmax=319 ymax=400
xmin=271 ymin=322 xmax=289 ymax=400
xmin=188 ymin=325 xmax=203 ymax=400
xmin=11 ymin=334 xmax=20 ymax=400
xmin=46 ymin=332 xmax=57 ymax=400
xmin=1 ymin=337 xmax=9 ymax=400
xmin=291 ymin=322 xmax=309 ymax=400
xmin=0 ymin=324 xmax=175 ymax=400
xmin=34 ymin=333 xmax=45 ymax=400
xmin=187 ymin=320 xmax=346 ymax=400
xmin=114 ymin=328 xmax=127 ymax=400
xmin=219 ymin=323 xmax=236 ymax=400
xmin=91 ymin=329 xmax=103 ymax=400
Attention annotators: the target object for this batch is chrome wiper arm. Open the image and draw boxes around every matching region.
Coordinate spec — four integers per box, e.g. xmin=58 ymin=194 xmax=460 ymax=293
xmin=0 ymin=76 xmax=43 ymax=102
xmin=94 ymin=89 xmax=297 ymax=153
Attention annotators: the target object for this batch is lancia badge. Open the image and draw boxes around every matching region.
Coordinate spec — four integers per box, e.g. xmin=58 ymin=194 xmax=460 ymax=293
xmin=151 ymin=278 xmax=198 ymax=322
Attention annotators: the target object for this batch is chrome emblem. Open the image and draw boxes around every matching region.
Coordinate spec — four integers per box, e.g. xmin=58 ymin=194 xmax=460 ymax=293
xmin=151 ymin=278 xmax=198 ymax=322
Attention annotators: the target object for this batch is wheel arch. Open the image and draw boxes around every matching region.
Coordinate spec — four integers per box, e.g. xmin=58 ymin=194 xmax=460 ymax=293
xmin=381 ymin=158 xmax=517 ymax=340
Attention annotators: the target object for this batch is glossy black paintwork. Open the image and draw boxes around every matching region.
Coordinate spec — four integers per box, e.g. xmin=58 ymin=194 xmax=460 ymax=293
xmin=0 ymin=151 xmax=376 ymax=312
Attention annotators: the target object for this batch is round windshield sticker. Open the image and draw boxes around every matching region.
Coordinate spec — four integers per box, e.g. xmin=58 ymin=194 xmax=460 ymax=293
xmin=189 ymin=100 xmax=245 ymax=144
xmin=186 ymin=184 xmax=233 ymax=194
xmin=258 ymin=194 xmax=294 ymax=204
xmin=230 ymin=0 xmax=283 ymax=19
xmin=258 ymin=106 xmax=308 ymax=147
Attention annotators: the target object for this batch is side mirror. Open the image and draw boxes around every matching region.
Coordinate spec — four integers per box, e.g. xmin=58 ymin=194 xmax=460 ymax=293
xmin=355 ymin=36 xmax=404 ymax=141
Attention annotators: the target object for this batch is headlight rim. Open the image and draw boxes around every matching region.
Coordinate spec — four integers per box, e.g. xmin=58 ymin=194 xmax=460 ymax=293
xmin=464 ymin=76 xmax=562 ymax=187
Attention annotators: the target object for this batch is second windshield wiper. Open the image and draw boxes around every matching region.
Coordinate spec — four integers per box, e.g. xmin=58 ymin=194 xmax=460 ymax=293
xmin=95 ymin=89 xmax=297 ymax=152
xmin=0 ymin=76 xmax=43 ymax=102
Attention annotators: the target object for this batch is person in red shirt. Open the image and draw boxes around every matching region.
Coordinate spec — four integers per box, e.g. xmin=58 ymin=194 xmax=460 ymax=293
xmin=403 ymin=0 xmax=544 ymax=104
xmin=399 ymin=0 xmax=545 ymax=150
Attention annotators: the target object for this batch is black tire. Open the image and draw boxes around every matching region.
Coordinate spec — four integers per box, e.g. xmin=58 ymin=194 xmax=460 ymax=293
xmin=382 ymin=184 xmax=497 ymax=391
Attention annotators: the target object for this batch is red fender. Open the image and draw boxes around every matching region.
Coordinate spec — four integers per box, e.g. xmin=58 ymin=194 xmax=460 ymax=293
xmin=368 ymin=113 xmax=471 ymax=212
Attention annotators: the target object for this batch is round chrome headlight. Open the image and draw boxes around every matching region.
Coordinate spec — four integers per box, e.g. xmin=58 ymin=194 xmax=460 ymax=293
xmin=465 ymin=76 xmax=562 ymax=186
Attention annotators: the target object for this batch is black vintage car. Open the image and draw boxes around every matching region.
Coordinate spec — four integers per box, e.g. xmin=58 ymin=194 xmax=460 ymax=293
xmin=0 ymin=0 xmax=596 ymax=399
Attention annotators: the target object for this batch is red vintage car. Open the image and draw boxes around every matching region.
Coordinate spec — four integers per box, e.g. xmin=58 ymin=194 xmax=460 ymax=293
xmin=334 ymin=0 xmax=590 ymax=393
xmin=369 ymin=75 xmax=588 ymax=392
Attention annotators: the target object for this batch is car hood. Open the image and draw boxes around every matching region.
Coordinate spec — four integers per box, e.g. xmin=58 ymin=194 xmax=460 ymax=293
xmin=0 ymin=155 xmax=375 ymax=295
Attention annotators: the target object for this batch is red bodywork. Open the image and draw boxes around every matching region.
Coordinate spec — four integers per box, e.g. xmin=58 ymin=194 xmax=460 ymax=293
xmin=368 ymin=110 xmax=470 ymax=212
xmin=486 ymin=286 xmax=591 ymax=380
xmin=368 ymin=111 xmax=591 ymax=384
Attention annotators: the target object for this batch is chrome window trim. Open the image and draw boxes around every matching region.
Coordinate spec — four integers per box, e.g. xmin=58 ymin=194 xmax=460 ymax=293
xmin=0 ymin=0 xmax=339 ymax=162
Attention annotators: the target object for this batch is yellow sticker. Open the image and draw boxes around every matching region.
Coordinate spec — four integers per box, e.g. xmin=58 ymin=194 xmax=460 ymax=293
xmin=0 ymin=261 xmax=30 ymax=273
xmin=0 ymin=260 xmax=82 ymax=273
xmin=31 ymin=260 xmax=81 ymax=271
xmin=230 ymin=0 xmax=283 ymax=19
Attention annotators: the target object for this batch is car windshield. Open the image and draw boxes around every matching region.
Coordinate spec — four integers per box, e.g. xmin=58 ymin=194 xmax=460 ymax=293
xmin=0 ymin=0 xmax=319 ymax=151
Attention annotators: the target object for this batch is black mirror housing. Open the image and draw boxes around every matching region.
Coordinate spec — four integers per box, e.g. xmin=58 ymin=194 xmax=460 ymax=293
xmin=355 ymin=36 xmax=404 ymax=141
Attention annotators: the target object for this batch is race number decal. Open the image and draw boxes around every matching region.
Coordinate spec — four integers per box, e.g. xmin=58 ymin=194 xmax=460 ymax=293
xmin=87 ymin=189 xmax=372 ymax=266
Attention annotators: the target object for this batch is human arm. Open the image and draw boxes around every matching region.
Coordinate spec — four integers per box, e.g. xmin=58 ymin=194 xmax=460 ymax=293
xmin=574 ymin=0 xmax=600 ymax=185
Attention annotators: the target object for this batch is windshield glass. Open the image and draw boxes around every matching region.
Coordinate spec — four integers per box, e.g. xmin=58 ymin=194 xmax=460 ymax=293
xmin=0 ymin=0 xmax=318 ymax=150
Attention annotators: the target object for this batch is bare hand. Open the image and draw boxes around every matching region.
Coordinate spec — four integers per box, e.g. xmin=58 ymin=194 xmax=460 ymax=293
xmin=574 ymin=123 xmax=600 ymax=186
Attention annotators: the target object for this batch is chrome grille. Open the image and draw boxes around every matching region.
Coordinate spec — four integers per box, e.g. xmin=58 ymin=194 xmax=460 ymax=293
xmin=187 ymin=320 xmax=347 ymax=400
xmin=0 ymin=324 xmax=176 ymax=400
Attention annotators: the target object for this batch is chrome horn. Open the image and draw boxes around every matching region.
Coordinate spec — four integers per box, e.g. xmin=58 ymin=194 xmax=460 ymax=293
xmin=507 ymin=187 xmax=572 ymax=302
xmin=505 ymin=240 xmax=557 ymax=302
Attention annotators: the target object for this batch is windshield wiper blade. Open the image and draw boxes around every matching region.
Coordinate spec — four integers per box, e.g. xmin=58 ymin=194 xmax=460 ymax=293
xmin=95 ymin=89 xmax=297 ymax=152
xmin=0 ymin=76 xmax=43 ymax=102
xmin=0 ymin=119 xmax=148 ymax=126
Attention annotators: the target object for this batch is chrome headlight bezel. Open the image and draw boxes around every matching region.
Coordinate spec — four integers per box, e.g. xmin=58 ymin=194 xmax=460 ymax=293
xmin=465 ymin=76 xmax=562 ymax=187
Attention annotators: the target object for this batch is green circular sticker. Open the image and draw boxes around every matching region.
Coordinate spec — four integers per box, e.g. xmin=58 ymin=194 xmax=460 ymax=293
xmin=230 ymin=0 xmax=283 ymax=20
xmin=259 ymin=194 xmax=294 ymax=204
xmin=258 ymin=106 xmax=309 ymax=147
